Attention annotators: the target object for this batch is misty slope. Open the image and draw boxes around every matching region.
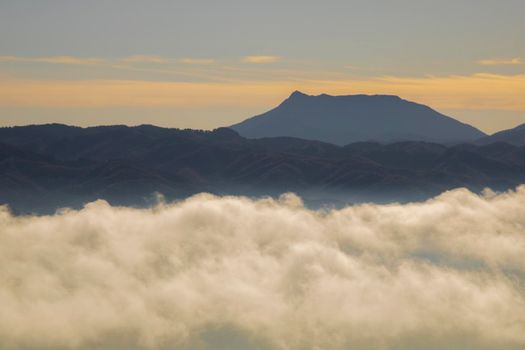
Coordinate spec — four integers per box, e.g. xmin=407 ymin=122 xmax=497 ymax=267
xmin=1 ymin=124 xmax=525 ymax=213
xmin=477 ymin=123 xmax=525 ymax=146
xmin=230 ymin=91 xmax=486 ymax=145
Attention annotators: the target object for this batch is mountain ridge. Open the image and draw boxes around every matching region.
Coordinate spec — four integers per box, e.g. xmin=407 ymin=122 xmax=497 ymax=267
xmin=1 ymin=123 xmax=524 ymax=214
xmin=477 ymin=123 xmax=525 ymax=146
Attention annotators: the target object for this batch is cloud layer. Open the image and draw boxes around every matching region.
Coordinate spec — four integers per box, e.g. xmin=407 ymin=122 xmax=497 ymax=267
xmin=1 ymin=188 xmax=525 ymax=349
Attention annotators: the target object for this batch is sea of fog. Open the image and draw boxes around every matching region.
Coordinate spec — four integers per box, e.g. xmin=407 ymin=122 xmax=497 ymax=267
xmin=1 ymin=187 xmax=525 ymax=349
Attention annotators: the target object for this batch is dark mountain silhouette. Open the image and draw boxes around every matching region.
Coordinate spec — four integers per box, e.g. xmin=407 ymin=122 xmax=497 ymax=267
xmin=476 ymin=123 xmax=525 ymax=146
xmin=230 ymin=91 xmax=486 ymax=145
xmin=1 ymin=124 xmax=525 ymax=214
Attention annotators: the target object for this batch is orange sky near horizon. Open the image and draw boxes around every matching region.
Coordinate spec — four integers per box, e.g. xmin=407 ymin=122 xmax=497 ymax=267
xmin=1 ymin=72 xmax=524 ymax=133
xmin=1 ymin=1 xmax=524 ymax=133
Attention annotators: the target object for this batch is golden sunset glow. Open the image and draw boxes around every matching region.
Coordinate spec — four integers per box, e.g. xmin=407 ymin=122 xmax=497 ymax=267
xmin=1 ymin=73 xmax=524 ymax=112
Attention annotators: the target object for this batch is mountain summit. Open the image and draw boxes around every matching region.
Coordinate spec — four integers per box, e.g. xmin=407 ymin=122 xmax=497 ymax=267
xmin=230 ymin=91 xmax=486 ymax=145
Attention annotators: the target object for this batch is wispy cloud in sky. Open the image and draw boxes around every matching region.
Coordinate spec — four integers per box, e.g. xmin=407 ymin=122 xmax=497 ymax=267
xmin=0 ymin=55 xmax=220 ymax=66
xmin=121 ymin=55 xmax=170 ymax=64
xmin=477 ymin=57 xmax=523 ymax=65
xmin=242 ymin=55 xmax=281 ymax=64
xmin=0 ymin=55 xmax=105 ymax=65
xmin=179 ymin=58 xmax=216 ymax=65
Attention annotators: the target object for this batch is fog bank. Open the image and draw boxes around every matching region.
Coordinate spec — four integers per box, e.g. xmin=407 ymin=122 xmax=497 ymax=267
xmin=1 ymin=188 xmax=525 ymax=349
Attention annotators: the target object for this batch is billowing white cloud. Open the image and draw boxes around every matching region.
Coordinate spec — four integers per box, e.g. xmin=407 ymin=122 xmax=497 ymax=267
xmin=1 ymin=188 xmax=525 ymax=349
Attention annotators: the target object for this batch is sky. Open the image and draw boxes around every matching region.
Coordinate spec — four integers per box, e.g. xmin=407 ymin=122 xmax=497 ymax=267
xmin=0 ymin=0 xmax=524 ymax=133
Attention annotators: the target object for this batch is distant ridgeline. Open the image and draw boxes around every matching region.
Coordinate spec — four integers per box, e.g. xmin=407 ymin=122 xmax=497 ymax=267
xmin=1 ymin=93 xmax=525 ymax=213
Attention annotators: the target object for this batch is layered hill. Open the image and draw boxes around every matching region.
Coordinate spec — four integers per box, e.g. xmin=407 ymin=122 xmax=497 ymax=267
xmin=1 ymin=124 xmax=524 ymax=214
xmin=230 ymin=91 xmax=486 ymax=145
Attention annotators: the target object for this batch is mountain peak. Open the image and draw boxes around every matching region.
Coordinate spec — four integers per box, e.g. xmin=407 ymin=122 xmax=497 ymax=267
xmin=230 ymin=92 xmax=486 ymax=145
xmin=289 ymin=90 xmax=309 ymax=99
xmin=288 ymin=91 xmax=405 ymax=101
